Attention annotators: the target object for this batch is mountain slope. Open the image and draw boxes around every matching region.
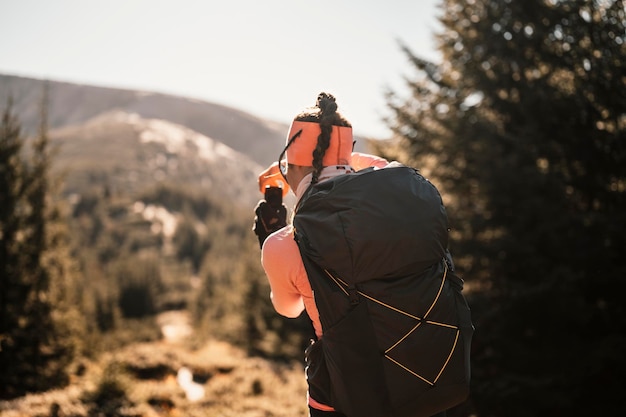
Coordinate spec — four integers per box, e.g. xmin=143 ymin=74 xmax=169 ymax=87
xmin=0 ymin=73 xmax=371 ymax=168
xmin=0 ymin=335 xmax=310 ymax=417
xmin=49 ymin=110 xmax=263 ymax=207
xmin=0 ymin=73 xmax=287 ymax=166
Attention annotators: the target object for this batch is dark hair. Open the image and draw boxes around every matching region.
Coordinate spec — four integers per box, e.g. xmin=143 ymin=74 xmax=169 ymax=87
xmin=294 ymin=92 xmax=351 ymax=184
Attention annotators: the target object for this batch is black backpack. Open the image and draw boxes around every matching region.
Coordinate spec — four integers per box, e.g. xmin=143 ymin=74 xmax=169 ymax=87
xmin=294 ymin=164 xmax=474 ymax=417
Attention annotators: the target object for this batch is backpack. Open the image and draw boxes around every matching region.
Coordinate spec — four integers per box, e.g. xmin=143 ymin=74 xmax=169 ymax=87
xmin=293 ymin=164 xmax=474 ymax=417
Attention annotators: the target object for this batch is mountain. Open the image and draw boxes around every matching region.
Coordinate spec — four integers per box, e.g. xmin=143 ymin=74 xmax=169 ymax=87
xmin=0 ymin=73 xmax=370 ymax=167
xmin=49 ymin=110 xmax=263 ymax=207
xmin=0 ymin=73 xmax=296 ymax=208
xmin=1 ymin=72 xmax=372 ymax=209
xmin=0 ymin=73 xmax=288 ymax=167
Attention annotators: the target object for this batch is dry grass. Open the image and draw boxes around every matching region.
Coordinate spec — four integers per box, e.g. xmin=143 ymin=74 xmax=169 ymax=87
xmin=0 ymin=336 xmax=309 ymax=417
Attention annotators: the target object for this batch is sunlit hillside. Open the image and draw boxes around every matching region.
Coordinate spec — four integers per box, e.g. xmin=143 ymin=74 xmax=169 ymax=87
xmin=0 ymin=73 xmax=288 ymax=167
xmin=0 ymin=73 xmax=371 ymax=169
xmin=0 ymin=311 xmax=310 ymax=417
xmin=49 ymin=110 xmax=263 ymax=207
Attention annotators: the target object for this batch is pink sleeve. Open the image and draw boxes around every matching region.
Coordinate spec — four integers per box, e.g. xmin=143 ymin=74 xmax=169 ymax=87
xmin=351 ymin=152 xmax=389 ymax=170
xmin=261 ymin=226 xmax=306 ymax=318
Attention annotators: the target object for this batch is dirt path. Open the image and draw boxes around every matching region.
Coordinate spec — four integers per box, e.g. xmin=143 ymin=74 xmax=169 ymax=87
xmin=156 ymin=310 xmax=193 ymax=343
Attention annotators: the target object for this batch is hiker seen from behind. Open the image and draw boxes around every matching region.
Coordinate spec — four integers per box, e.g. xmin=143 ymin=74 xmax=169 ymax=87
xmin=253 ymin=92 xmax=474 ymax=417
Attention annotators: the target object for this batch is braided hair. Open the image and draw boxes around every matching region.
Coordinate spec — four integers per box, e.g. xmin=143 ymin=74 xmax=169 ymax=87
xmin=293 ymin=92 xmax=352 ymax=184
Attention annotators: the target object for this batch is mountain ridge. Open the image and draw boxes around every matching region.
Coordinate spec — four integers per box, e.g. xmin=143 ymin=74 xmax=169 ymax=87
xmin=48 ymin=110 xmax=262 ymax=207
xmin=0 ymin=72 xmax=288 ymax=167
xmin=1 ymin=72 xmax=373 ymax=209
xmin=0 ymin=72 xmax=371 ymax=168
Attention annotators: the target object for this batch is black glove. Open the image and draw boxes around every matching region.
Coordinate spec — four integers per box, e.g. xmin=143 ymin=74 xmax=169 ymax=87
xmin=253 ymin=200 xmax=287 ymax=249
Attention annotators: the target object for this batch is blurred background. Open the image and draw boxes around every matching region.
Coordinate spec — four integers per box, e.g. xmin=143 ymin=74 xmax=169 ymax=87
xmin=0 ymin=1 xmax=624 ymax=416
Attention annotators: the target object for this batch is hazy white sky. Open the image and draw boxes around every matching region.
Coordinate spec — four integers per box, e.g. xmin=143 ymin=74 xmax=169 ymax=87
xmin=0 ymin=0 xmax=442 ymax=138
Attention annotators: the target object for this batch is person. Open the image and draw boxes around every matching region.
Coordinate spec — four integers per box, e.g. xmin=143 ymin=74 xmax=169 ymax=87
xmin=253 ymin=92 xmax=452 ymax=417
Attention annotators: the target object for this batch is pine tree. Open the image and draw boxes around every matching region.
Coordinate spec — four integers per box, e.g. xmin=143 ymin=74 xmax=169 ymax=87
xmin=0 ymin=88 xmax=84 ymax=398
xmin=384 ymin=1 xmax=625 ymax=415
xmin=0 ymin=98 xmax=33 ymax=397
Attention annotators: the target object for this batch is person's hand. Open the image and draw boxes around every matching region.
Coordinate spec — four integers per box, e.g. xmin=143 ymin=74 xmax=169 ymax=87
xmin=253 ymin=200 xmax=287 ymax=249
xmin=258 ymin=162 xmax=290 ymax=194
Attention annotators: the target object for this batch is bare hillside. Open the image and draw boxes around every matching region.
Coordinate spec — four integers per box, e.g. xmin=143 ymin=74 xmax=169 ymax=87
xmin=48 ymin=110 xmax=263 ymax=207
xmin=0 ymin=312 xmax=310 ymax=417
xmin=0 ymin=73 xmax=287 ymax=166
xmin=1 ymin=73 xmax=371 ymax=168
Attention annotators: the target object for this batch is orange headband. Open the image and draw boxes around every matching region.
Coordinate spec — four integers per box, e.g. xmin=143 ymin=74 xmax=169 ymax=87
xmin=285 ymin=120 xmax=353 ymax=167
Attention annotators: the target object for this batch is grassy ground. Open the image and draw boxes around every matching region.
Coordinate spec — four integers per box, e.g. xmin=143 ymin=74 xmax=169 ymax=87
xmin=0 ymin=312 xmax=310 ymax=417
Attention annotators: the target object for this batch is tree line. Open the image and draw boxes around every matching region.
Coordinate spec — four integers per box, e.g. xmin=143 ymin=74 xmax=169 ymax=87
xmin=0 ymin=90 xmax=84 ymax=397
xmin=379 ymin=0 xmax=625 ymax=415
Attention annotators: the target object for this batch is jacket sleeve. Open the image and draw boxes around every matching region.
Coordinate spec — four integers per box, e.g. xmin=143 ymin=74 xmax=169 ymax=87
xmin=351 ymin=152 xmax=389 ymax=170
xmin=261 ymin=226 xmax=306 ymax=318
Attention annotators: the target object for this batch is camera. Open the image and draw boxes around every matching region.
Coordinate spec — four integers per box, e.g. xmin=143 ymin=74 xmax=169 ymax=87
xmin=264 ymin=186 xmax=283 ymax=209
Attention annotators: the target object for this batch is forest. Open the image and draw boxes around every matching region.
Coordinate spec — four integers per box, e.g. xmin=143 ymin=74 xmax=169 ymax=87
xmin=1 ymin=1 xmax=625 ymax=416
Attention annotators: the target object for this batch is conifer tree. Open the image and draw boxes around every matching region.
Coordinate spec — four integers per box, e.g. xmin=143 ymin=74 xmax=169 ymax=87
xmin=383 ymin=1 xmax=625 ymax=415
xmin=0 ymin=98 xmax=32 ymax=397
xmin=0 ymin=88 xmax=84 ymax=398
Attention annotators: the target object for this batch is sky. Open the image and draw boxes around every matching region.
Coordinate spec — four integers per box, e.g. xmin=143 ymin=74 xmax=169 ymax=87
xmin=0 ymin=0 xmax=442 ymax=139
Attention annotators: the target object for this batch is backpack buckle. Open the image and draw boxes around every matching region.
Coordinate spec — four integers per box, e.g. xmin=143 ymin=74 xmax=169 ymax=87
xmin=348 ymin=285 xmax=360 ymax=305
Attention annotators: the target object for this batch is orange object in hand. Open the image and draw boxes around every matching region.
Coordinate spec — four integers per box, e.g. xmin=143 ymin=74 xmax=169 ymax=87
xmin=258 ymin=162 xmax=290 ymax=196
